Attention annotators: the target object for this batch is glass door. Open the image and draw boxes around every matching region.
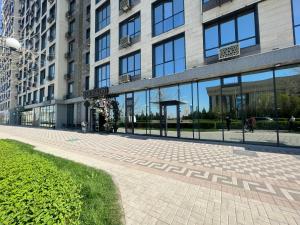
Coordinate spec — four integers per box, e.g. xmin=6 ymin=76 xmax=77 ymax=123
xmin=161 ymin=104 xmax=179 ymax=138
xmin=125 ymin=93 xmax=134 ymax=134
xmin=221 ymin=76 xmax=244 ymax=142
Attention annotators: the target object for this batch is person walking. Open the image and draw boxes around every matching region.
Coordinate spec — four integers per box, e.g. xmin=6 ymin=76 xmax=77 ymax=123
xmin=248 ymin=117 xmax=256 ymax=133
xmin=225 ymin=115 xmax=231 ymax=131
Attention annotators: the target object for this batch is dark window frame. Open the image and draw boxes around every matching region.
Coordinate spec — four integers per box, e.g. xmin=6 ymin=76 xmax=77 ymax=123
xmin=152 ymin=33 xmax=186 ymax=78
xmin=95 ymin=31 xmax=110 ymax=61
xmin=95 ymin=63 xmax=110 ymax=88
xmin=95 ymin=1 xmax=110 ymax=32
xmin=152 ymin=0 xmax=185 ymax=37
xmin=119 ymin=50 xmax=141 ymax=77
xmin=203 ymin=6 xmax=260 ymax=58
xmin=119 ymin=12 xmax=141 ymax=40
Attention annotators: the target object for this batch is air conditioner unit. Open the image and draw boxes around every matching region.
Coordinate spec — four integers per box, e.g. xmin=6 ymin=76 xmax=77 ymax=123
xmin=218 ymin=43 xmax=240 ymax=60
xmin=64 ymin=52 xmax=71 ymax=59
xmin=120 ymin=0 xmax=131 ymax=12
xmin=43 ymin=97 xmax=47 ymax=102
xmin=63 ymin=94 xmax=69 ymax=100
xmin=48 ymin=0 xmax=54 ymax=3
xmin=65 ymin=11 xmax=73 ymax=19
xmin=64 ymin=73 xmax=71 ymax=80
xmin=119 ymin=74 xmax=131 ymax=84
xmin=65 ymin=31 xmax=72 ymax=39
xmin=47 ymin=55 xmax=55 ymax=61
xmin=47 ymin=75 xmax=54 ymax=81
xmin=120 ymin=36 xmax=132 ymax=48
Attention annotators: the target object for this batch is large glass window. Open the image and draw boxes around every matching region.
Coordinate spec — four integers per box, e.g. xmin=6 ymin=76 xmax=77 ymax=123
xmin=95 ymin=63 xmax=110 ymax=88
xmin=95 ymin=32 xmax=110 ymax=61
xmin=48 ymin=64 xmax=55 ymax=79
xmin=292 ymin=0 xmax=300 ymax=44
xmin=154 ymin=35 xmax=185 ymax=77
xmin=153 ymin=0 xmax=184 ymax=36
xmin=134 ymin=91 xmax=147 ymax=135
xmin=179 ymin=83 xmax=193 ymax=139
xmin=275 ymin=66 xmax=300 ymax=147
xmin=241 ymin=71 xmax=277 ymax=144
xmin=198 ymin=79 xmax=222 ymax=141
xmin=204 ymin=10 xmax=258 ymax=57
xmin=95 ymin=2 xmax=110 ymax=32
xmin=48 ymin=85 xmax=54 ymax=100
xmin=149 ymin=89 xmax=160 ymax=135
xmin=120 ymin=13 xmax=141 ymax=39
xmin=115 ymin=94 xmax=126 ymax=133
xmin=120 ymin=51 xmax=141 ymax=77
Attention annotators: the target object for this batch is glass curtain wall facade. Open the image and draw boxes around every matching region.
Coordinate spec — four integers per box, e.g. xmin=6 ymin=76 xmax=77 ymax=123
xmin=113 ymin=65 xmax=300 ymax=147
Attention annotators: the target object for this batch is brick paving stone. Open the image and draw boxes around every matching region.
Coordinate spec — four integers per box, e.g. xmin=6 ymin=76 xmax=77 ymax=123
xmin=0 ymin=125 xmax=299 ymax=225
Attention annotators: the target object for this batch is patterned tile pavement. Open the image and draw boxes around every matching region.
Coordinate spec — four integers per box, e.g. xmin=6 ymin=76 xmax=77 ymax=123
xmin=0 ymin=125 xmax=300 ymax=225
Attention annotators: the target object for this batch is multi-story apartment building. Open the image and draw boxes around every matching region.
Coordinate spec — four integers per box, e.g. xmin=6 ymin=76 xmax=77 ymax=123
xmin=84 ymin=0 xmax=300 ymax=147
xmin=9 ymin=0 xmax=90 ymax=129
xmin=0 ymin=0 xmax=20 ymax=125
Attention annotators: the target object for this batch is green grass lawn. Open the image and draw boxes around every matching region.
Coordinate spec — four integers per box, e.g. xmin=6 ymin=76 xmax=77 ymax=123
xmin=0 ymin=139 xmax=123 ymax=225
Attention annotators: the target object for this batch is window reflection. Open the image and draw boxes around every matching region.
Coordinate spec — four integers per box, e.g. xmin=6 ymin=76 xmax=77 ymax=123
xmin=149 ymin=89 xmax=160 ymax=135
xmin=241 ymin=71 xmax=277 ymax=144
xmin=275 ymin=66 xmax=300 ymax=147
xmin=115 ymin=94 xmax=125 ymax=133
xmin=179 ymin=83 xmax=193 ymax=138
xmin=198 ymin=79 xmax=222 ymax=141
xmin=154 ymin=36 xmax=185 ymax=77
xmin=204 ymin=10 xmax=257 ymax=57
xmin=292 ymin=0 xmax=300 ymax=44
xmin=134 ymin=91 xmax=147 ymax=135
xmin=153 ymin=0 xmax=184 ymax=36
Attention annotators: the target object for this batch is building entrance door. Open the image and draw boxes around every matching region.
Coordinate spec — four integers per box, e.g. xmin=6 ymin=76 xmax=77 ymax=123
xmin=125 ymin=93 xmax=134 ymax=134
xmin=160 ymin=103 xmax=180 ymax=138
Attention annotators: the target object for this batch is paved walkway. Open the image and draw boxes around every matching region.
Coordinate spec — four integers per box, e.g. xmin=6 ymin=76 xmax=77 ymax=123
xmin=0 ymin=125 xmax=300 ymax=225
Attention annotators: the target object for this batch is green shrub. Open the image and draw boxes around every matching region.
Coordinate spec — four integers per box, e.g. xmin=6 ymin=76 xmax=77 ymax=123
xmin=0 ymin=140 xmax=82 ymax=225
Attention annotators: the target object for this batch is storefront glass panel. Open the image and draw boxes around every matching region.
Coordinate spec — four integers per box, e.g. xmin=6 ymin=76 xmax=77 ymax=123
xmin=275 ymin=66 xmax=300 ymax=147
xmin=192 ymin=82 xmax=200 ymax=139
xmin=179 ymin=83 xmax=194 ymax=138
xmin=149 ymin=89 xmax=160 ymax=135
xmin=116 ymin=94 xmax=126 ymax=133
xmin=222 ymin=76 xmax=243 ymax=142
xmin=198 ymin=79 xmax=222 ymax=141
xmin=241 ymin=71 xmax=277 ymax=144
xmin=134 ymin=91 xmax=147 ymax=135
